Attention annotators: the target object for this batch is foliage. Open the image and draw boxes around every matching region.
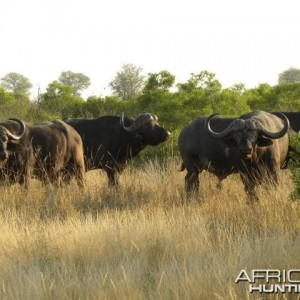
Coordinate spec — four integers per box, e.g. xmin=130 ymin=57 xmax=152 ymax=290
xmin=58 ymin=71 xmax=91 ymax=96
xmin=39 ymin=81 xmax=85 ymax=119
xmin=278 ymin=67 xmax=300 ymax=84
xmin=143 ymin=70 xmax=175 ymax=92
xmin=177 ymin=70 xmax=222 ymax=92
xmin=1 ymin=67 xmax=300 ymax=162
xmin=269 ymin=83 xmax=300 ymax=110
xmin=0 ymin=72 xmax=32 ymax=96
xmin=109 ymin=63 xmax=144 ymax=100
xmin=0 ymin=87 xmax=19 ymax=118
xmin=217 ymin=88 xmax=251 ymax=116
xmin=287 ymin=134 xmax=300 ymax=200
xmin=0 ymin=87 xmax=33 ymax=120
xmin=244 ymin=83 xmax=272 ymax=111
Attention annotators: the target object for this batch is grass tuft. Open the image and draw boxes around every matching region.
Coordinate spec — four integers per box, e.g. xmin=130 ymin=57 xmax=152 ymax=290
xmin=0 ymin=159 xmax=298 ymax=299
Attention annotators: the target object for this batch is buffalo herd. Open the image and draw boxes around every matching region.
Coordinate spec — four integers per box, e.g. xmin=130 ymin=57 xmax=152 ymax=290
xmin=1 ymin=110 xmax=300 ymax=202
xmin=0 ymin=113 xmax=170 ymax=189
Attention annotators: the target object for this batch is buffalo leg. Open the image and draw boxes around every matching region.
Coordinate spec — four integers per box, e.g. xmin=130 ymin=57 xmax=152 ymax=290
xmin=185 ymin=165 xmax=200 ymax=194
xmin=62 ymin=172 xmax=71 ymax=185
xmin=72 ymin=149 xmax=86 ymax=189
xmin=216 ymin=179 xmax=223 ymax=191
xmin=49 ymin=173 xmax=61 ymax=188
xmin=74 ymin=165 xmax=85 ymax=189
xmin=265 ymin=159 xmax=279 ymax=186
xmin=19 ymin=151 xmax=35 ymax=189
xmin=240 ymin=173 xmax=259 ymax=202
xmin=19 ymin=171 xmax=31 ymax=189
xmin=106 ymin=169 xmax=119 ymax=186
xmin=62 ymin=161 xmax=85 ymax=189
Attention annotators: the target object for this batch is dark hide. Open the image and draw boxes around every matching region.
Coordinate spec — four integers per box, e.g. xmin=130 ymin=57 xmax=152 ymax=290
xmin=178 ymin=110 xmax=289 ymax=201
xmin=66 ymin=114 xmax=170 ymax=185
xmin=0 ymin=120 xmax=85 ymax=188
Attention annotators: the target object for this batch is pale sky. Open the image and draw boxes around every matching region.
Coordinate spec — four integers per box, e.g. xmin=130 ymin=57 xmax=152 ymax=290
xmin=1 ymin=0 xmax=300 ymax=98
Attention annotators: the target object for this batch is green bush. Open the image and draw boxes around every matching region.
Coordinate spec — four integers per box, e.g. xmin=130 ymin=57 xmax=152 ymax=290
xmin=287 ymin=134 xmax=300 ymax=200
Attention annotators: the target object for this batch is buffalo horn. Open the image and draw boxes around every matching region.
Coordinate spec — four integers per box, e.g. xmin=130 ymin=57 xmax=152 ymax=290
xmin=150 ymin=113 xmax=158 ymax=122
xmin=6 ymin=118 xmax=26 ymax=140
xmin=257 ymin=113 xmax=289 ymax=139
xmin=121 ymin=113 xmax=156 ymax=132
xmin=205 ymin=114 xmax=243 ymax=139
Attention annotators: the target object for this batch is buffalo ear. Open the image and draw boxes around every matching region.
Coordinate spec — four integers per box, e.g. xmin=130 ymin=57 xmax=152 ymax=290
xmin=223 ymin=138 xmax=236 ymax=147
xmin=257 ymin=137 xmax=273 ymax=147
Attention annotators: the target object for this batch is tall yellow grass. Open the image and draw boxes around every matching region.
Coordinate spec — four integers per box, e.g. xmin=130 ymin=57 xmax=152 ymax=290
xmin=0 ymin=159 xmax=299 ymax=299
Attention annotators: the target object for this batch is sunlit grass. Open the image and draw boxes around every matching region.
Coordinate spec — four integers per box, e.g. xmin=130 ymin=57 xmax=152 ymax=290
xmin=0 ymin=159 xmax=299 ymax=299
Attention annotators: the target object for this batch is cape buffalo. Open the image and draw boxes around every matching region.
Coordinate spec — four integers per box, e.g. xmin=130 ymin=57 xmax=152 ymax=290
xmin=66 ymin=113 xmax=171 ymax=185
xmin=272 ymin=111 xmax=300 ymax=165
xmin=0 ymin=119 xmax=85 ymax=188
xmin=273 ymin=111 xmax=300 ymax=133
xmin=178 ymin=110 xmax=289 ymax=201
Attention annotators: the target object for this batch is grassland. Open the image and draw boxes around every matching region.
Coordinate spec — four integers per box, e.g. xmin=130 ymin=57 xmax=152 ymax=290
xmin=0 ymin=158 xmax=299 ymax=300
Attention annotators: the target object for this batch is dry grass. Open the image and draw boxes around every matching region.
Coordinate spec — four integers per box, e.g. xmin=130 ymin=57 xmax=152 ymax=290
xmin=0 ymin=158 xmax=300 ymax=299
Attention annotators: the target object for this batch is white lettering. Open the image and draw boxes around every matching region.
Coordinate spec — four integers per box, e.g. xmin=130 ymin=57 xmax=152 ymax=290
xmin=287 ymin=270 xmax=300 ymax=283
xmin=249 ymin=285 xmax=263 ymax=293
xmin=263 ymin=285 xmax=274 ymax=293
xmin=235 ymin=269 xmax=251 ymax=283
xmin=236 ymin=269 xmax=300 ymax=294
xmin=250 ymin=284 xmax=300 ymax=293
xmin=266 ymin=270 xmax=281 ymax=283
xmin=286 ymin=284 xmax=300 ymax=293
xmin=274 ymin=284 xmax=285 ymax=293
xmin=252 ymin=270 xmax=266 ymax=281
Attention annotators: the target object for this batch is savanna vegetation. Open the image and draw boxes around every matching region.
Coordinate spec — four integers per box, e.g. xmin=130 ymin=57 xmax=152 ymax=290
xmin=0 ymin=66 xmax=300 ymax=299
xmin=1 ymin=66 xmax=300 ymax=160
xmin=0 ymin=161 xmax=299 ymax=299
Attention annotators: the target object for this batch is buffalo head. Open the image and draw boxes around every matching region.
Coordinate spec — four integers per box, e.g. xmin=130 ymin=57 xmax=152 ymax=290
xmin=0 ymin=119 xmax=26 ymax=162
xmin=120 ymin=113 xmax=171 ymax=146
xmin=205 ymin=113 xmax=289 ymax=160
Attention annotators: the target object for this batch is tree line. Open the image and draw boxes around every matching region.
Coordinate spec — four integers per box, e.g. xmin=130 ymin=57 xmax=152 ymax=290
xmin=1 ymin=65 xmax=300 ymax=159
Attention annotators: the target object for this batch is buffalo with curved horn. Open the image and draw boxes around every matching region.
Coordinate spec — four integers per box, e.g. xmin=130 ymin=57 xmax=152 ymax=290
xmin=66 ymin=113 xmax=171 ymax=186
xmin=178 ymin=110 xmax=290 ymax=201
xmin=0 ymin=119 xmax=85 ymax=188
xmin=0 ymin=118 xmax=26 ymax=161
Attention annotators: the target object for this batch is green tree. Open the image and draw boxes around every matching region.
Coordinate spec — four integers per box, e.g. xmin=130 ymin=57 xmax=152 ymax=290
xmin=177 ymin=73 xmax=200 ymax=92
xmin=217 ymin=88 xmax=250 ymax=116
xmin=0 ymin=87 xmax=33 ymax=120
xmin=229 ymin=83 xmax=246 ymax=95
xmin=177 ymin=71 xmax=221 ymax=92
xmin=269 ymin=82 xmax=300 ymax=110
xmin=40 ymin=81 xmax=84 ymax=118
xmin=244 ymin=83 xmax=272 ymax=111
xmin=177 ymin=71 xmax=222 ymax=112
xmin=278 ymin=67 xmax=300 ymax=84
xmin=0 ymin=72 xmax=32 ymax=96
xmin=83 ymin=96 xmax=105 ymax=117
xmin=109 ymin=63 xmax=144 ymax=100
xmin=58 ymin=71 xmax=91 ymax=96
xmin=143 ymin=70 xmax=175 ymax=92
xmin=0 ymin=87 xmax=17 ymax=118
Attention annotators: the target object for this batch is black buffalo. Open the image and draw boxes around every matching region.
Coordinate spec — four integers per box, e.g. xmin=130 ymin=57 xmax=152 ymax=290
xmin=273 ymin=111 xmax=300 ymax=133
xmin=0 ymin=119 xmax=85 ymax=188
xmin=66 ymin=113 xmax=171 ymax=185
xmin=178 ymin=110 xmax=289 ymax=200
xmin=272 ymin=111 xmax=300 ymax=165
